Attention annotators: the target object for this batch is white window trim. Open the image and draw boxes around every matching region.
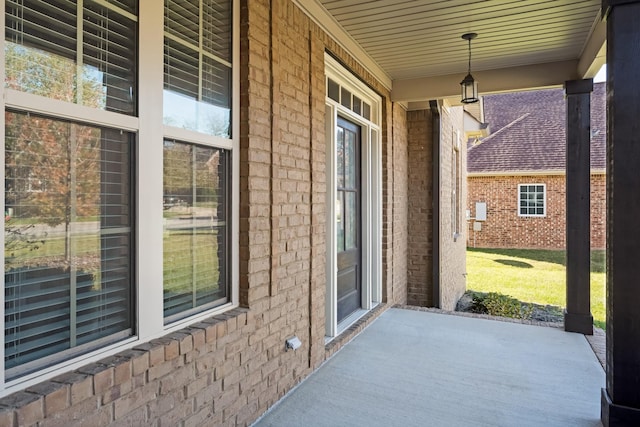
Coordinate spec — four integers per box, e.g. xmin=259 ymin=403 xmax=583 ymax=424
xmin=0 ymin=0 xmax=240 ymax=396
xmin=518 ymin=183 xmax=547 ymax=217
xmin=324 ymin=54 xmax=382 ymax=339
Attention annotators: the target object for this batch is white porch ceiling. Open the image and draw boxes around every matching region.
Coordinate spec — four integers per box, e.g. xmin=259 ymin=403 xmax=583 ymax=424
xmin=310 ymin=0 xmax=605 ymax=101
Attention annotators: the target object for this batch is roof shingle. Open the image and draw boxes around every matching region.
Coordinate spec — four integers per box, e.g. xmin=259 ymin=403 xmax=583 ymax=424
xmin=468 ymin=83 xmax=606 ymax=173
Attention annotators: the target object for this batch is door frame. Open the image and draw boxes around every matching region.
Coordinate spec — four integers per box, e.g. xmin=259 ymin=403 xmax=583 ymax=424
xmin=336 ymin=116 xmax=362 ymax=323
xmin=325 ymin=54 xmax=382 ymax=339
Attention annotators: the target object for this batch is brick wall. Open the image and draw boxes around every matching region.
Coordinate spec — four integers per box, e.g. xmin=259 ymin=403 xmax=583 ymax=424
xmin=405 ymin=103 xmax=468 ymax=310
xmin=467 ymin=174 xmax=606 ymax=249
xmin=392 ymin=103 xmax=408 ymax=305
xmin=407 ymin=109 xmax=434 ymax=306
xmin=0 ymin=1 xmax=410 ymax=426
xmin=439 ymin=103 xmax=468 ymax=310
xmin=590 ymin=174 xmax=606 ymax=249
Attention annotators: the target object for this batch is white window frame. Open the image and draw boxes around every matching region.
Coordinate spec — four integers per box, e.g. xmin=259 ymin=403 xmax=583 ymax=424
xmin=324 ymin=54 xmax=382 ymax=339
xmin=159 ymin=0 xmax=238 ymax=327
xmin=518 ymin=183 xmax=547 ymax=217
xmin=0 ymin=0 xmax=239 ymax=396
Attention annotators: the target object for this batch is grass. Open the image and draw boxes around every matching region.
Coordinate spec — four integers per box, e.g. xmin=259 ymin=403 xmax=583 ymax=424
xmin=163 ymin=230 xmax=221 ymax=294
xmin=466 ymin=248 xmax=606 ymax=330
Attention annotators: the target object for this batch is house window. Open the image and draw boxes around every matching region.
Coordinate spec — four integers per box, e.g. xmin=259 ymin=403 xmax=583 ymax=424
xmin=3 ymin=0 xmax=137 ymax=382
xmin=327 ymin=77 xmax=372 ymax=121
xmin=5 ymin=0 xmax=138 ymax=115
xmin=4 ymin=111 xmax=133 ymax=380
xmin=163 ymin=140 xmax=230 ymax=323
xmin=162 ymin=0 xmax=235 ymax=326
xmin=164 ymin=0 xmax=232 ymax=137
xmin=2 ymin=0 xmax=238 ymax=392
xmin=518 ymin=184 xmax=546 ymax=217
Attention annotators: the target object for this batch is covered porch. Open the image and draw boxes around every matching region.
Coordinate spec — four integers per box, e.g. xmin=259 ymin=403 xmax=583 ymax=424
xmin=254 ymin=308 xmax=605 ymax=427
xmin=293 ymin=0 xmax=639 ymax=424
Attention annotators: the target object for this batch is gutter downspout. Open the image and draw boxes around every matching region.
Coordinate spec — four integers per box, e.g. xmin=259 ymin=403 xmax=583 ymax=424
xmin=429 ymin=100 xmax=441 ymax=308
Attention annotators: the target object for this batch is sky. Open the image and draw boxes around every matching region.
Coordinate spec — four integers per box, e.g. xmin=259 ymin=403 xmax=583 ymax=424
xmin=594 ymin=64 xmax=606 ymax=83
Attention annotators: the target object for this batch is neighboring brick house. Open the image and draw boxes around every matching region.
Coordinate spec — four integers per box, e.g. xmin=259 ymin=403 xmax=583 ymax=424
xmin=0 ymin=1 xmax=467 ymax=426
xmin=467 ymin=84 xmax=606 ymax=250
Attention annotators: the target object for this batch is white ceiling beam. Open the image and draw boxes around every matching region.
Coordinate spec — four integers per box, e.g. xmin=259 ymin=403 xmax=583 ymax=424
xmin=577 ymin=16 xmax=606 ymax=79
xmin=392 ymin=60 xmax=580 ymax=103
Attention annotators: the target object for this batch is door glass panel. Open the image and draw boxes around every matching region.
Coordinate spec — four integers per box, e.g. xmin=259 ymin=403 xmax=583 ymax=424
xmin=345 ymin=129 xmax=356 ymax=189
xmin=335 ymin=116 xmax=361 ymax=324
xmin=337 ymin=192 xmax=345 ymax=252
xmin=363 ymin=102 xmax=371 ymax=121
xmin=341 ymin=87 xmax=351 ymax=109
xmin=328 ymin=78 xmax=340 ymax=102
xmin=336 ymin=127 xmax=345 ymax=188
xmin=345 ymin=192 xmax=357 ymax=250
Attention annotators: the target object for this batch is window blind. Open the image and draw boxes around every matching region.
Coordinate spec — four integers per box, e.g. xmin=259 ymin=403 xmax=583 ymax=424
xmin=5 ymin=0 xmax=77 ymax=61
xmin=162 ymin=141 xmax=230 ymax=323
xmin=83 ymin=2 xmax=138 ymax=114
xmin=202 ymin=0 xmax=232 ymax=62
xmin=4 ymin=111 xmax=133 ymax=379
xmin=164 ymin=0 xmax=232 ymax=111
xmin=5 ymin=0 xmax=137 ymax=115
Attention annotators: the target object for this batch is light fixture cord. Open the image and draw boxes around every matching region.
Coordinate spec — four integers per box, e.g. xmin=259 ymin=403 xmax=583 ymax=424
xmin=468 ymin=38 xmax=472 ymax=73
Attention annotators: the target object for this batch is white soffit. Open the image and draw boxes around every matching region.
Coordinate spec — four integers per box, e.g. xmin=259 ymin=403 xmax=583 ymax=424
xmin=292 ymin=0 xmax=393 ymax=90
xmin=316 ymin=0 xmax=603 ymax=98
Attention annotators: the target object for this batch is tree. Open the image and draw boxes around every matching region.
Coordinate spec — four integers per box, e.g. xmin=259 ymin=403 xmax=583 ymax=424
xmin=5 ymin=43 xmax=107 ymax=264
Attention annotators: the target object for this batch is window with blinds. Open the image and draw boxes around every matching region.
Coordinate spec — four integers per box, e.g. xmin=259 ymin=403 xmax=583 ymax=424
xmin=4 ymin=111 xmax=133 ymax=380
xmin=5 ymin=0 xmax=137 ymax=115
xmin=164 ymin=0 xmax=232 ymax=137
xmin=163 ymin=140 xmax=230 ymax=323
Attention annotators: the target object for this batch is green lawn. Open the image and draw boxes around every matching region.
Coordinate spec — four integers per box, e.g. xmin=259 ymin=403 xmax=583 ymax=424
xmin=466 ymin=248 xmax=606 ymax=330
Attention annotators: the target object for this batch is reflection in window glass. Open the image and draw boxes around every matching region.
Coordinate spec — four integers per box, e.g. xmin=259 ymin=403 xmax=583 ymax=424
xmin=5 ymin=0 xmax=138 ymax=115
xmin=345 ymin=192 xmax=357 ymax=250
xmin=163 ymin=140 xmax=230 ymax=322
xmin=336 ymin=192 xmax=345 ymax=252
xmin=4 ymin=111 xmax=133 ymax=380
xmin=164 ymin=0 xmax=232 ymax=137
xmin=336 ymin=127 xmax=345 ymax=188
xmin=345 ymin=130 xmax=356 ymax=189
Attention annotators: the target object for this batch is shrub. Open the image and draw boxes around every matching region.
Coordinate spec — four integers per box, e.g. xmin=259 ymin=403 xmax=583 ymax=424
xmin=470 ymin=291 xmax=533 ymax=320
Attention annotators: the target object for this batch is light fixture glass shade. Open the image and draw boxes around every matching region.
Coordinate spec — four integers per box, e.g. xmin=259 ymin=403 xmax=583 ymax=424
xmin=460 ymin=73 xmax=478 ymax=104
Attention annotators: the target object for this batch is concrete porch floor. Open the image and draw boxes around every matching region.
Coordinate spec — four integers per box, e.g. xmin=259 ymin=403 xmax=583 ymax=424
xmin=253 ymin=308 xmax=604 ymax=427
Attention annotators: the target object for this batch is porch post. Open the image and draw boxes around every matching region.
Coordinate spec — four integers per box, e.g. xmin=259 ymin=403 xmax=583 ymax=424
xmin=601 ymin=0 xmax=640 ymax=426
xmin=563 ymin=79 xmax=593 ymax=335
xmin=430 ymin=100 xmax=441 ymax=308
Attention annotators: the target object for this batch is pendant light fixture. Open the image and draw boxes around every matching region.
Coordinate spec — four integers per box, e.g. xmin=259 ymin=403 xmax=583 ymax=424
xmin=460 ymin=32 xmax=479 ymax=104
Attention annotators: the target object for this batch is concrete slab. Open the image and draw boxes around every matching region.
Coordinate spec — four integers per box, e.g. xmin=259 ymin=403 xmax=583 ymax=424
xmin=253 ymin=308 xmax=604 ymax=427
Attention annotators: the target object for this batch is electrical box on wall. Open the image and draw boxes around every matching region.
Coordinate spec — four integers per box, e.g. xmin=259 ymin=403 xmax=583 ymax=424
xmin=473 ymin=221 xmax=482 ymax=231
xmin=475 ymin=202 xmax=487 ymax=221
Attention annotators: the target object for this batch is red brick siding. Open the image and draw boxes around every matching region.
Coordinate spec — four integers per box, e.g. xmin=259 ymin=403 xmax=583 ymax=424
xmin=590 ymin=174 xmax=606 ymax=249
xmin=407 ymin=110 xmax=434 ymax=306
xmin=439 ymin=104 xmax=468 ymax=310
xmin=405 ymin=104 xmax=468 ymax=310
xmin=392 ymin=103 xmax=408 ymax=305
xmin=467 ymin=174 xmax=606 ymax=249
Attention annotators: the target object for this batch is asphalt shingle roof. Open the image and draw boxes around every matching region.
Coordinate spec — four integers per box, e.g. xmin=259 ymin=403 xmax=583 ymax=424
xmin=467 ymin=83 xmax=606 ymax=173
